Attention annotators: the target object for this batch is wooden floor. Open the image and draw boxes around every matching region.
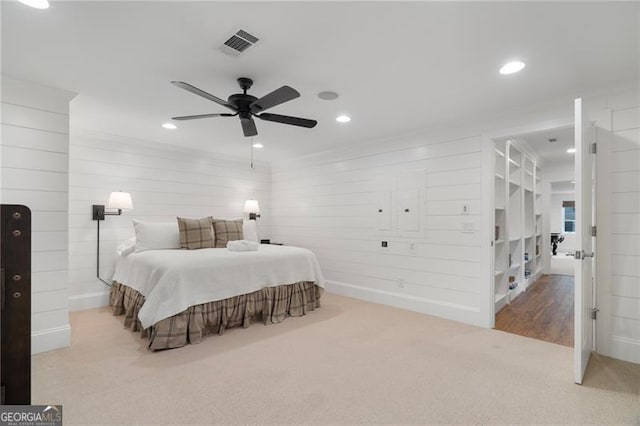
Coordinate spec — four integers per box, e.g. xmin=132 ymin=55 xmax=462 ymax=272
xmin=495 ymin=274 xmax=574 ymax=347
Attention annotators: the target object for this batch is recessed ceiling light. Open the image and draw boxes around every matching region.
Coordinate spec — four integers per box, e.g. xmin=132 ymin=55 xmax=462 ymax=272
xmin=252 ymin=143 xmax=263 ymax=149
xmin=162 ymin=123 xmax=177 ymax=130
xmin=567 ymin=148 xmax=576 ymax=154
xmin=499 ymin=61 xmax=526 ymax=75
xmin=336 ymin=115 xmax=351 ymax=123
xmin=318 ymin=91 xmax=339 ymax=100
xmin=571 ymin=181 xmax=576 ymax=184
xmin=17 ymin=0 xmax=49 ymax=9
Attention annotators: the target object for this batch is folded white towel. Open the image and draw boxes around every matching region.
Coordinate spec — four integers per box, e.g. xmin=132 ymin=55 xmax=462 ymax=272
xmin=227 ymin=240 xmax=260 ymax=252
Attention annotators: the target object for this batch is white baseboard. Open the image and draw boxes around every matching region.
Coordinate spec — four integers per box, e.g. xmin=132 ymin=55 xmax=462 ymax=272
xmin=68 ymin=291 xmax=110 ymax=311
xmin=608 ymin=336 xmax=640 ymax=365
xmin=32 ymin=325 xmax=71 ymax=354
xmin=325 ymin=280 xmax=484 ymax=327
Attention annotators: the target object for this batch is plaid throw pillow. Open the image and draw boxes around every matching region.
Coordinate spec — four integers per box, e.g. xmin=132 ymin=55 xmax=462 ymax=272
xmin=212 ymin=218 xmax=244 ymax=248
xmin=177 ymin=217 xmax=214 ymax=250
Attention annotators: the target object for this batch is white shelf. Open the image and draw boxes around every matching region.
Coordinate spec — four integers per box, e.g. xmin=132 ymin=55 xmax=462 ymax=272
xmin=526 ymin=171 xmax=534 ymax=176
xmin=495 ymin=239 xmax=505 ymax=244
xmin=495 ymin=173 xmax=505 ymax=180
xmin=536 ymin=253 xmax=542 ymax=258
xmin=495 ymin=270 xmax=505 ymax=276
xmin=508 ymin=158 xmax=521 ymax=167
xmin=509 ymin=263 xmax=521 ymax=269
xmin=510 ymin=181 xmax=521 ymax=188
xmin=495 ymin=149 xmax=505 ymax=157
xmin=495 ymin=293 xmax=508 ymax=312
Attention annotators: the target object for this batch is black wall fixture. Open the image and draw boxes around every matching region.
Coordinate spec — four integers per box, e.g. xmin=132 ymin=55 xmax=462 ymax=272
xmin=92 ymin=192 xmax=133 ymax=286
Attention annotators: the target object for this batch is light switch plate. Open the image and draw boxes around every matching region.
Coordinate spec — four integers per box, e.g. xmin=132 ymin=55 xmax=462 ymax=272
xmin=462 ymin=204 xmax=470 ymax=214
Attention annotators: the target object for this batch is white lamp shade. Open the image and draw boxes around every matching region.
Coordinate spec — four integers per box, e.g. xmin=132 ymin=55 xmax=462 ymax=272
xmin=244 ymin=199 xmax=260 ymax=214
xmin=106 ymin=191 xmax=133 ymax=210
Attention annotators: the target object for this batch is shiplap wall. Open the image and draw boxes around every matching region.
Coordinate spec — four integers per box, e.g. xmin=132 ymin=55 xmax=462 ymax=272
xmin=270 ymin=131 xmax=490 ymax=327
xmin=600 ymin=104 xmax=640 ymax=363
xmin=1 ymin=76 xmax=76 ymax=354
xmin=68 ymin=129 xmax=270 ymax=310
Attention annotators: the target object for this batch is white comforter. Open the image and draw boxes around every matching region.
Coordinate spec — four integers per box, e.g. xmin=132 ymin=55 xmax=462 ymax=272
xmin=112 ymin=245 xmax=325 ymax=328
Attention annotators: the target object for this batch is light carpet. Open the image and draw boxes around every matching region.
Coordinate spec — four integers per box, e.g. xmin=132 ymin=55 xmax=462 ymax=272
xmin=33 ymin=292 xmax=640 ymax=425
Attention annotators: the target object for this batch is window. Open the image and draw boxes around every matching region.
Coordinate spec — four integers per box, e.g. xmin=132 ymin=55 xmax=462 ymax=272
xmin=563 ymin=201 xmax=575 ymax=233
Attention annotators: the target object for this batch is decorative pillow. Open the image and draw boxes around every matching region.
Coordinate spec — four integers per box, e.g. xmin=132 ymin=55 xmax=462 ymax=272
xmin=212 ymin=218 xmax=244 ymax=248
xmin=177 ymin=217 xmax=214 ymax=250
xmin=133 ymin=220 xmax=181 ymax=252
xmin=242 ymin=219 xmax=259 ymax=243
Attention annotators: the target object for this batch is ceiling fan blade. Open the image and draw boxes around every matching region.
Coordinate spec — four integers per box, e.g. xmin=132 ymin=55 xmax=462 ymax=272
xmin=241 ymin=117 xmax=258 ymax=137
xmin=171 ymin=81 xmax=236 ymax=111
xmin=257 ymin=113 xmax=317 ymax=128
xmin=171 ymin=113 xmax=236 ymax=121
xmin=250 ymin=86 xmax=300 ymax=113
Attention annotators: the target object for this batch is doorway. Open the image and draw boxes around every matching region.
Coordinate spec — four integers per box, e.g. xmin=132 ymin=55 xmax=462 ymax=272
xmin=491 ymin=125 xmax=576 ymax=347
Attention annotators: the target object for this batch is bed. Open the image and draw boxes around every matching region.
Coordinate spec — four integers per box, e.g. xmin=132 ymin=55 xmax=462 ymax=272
xmin=109 ymin=244 xmax=325 ymax=350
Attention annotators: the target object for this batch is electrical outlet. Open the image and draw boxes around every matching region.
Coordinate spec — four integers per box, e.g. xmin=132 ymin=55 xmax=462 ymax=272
xmin=462 ymin=203 xmax=471 ymax=214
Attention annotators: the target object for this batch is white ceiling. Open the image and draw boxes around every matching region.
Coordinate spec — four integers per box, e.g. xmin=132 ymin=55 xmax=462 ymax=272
xmin=519 ymin=125 xmax=575 ymax=162
xmin=2 ymin=1 xmax=638 ymax=161
xmin=551 ymin=180 xmax=575 ymax=194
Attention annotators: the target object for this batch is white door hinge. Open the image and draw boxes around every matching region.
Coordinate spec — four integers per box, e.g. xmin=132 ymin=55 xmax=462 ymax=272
xmin=591 ymin=142 xmax=597 ymax=154
xmin=590 ymin=308 xmax=599 ymax=320
xmin=591 ymin=226 xmax=597 ymax=237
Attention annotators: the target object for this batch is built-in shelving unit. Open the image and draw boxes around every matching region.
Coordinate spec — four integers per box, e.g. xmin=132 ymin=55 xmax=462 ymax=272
xmin=493 ymin=140 xmax=544 ymax=314
xmin=494 ymin=141 xmax=508 ymax=313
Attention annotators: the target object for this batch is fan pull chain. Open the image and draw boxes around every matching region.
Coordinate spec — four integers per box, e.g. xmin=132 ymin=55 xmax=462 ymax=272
xmin=250 ymin=137 xmax=255 ymax=169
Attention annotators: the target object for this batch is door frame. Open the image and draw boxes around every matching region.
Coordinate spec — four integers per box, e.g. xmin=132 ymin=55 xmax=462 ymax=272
xmin=481 ymin=117 xmax=573 ymax=328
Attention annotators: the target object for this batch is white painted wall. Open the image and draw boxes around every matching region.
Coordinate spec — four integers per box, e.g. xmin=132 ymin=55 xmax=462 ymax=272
xmin=1 ymin=76 xmax=76 ymax=354
xmin=270 ymin=129 xmax=491 ymax=327
xmin=67 ymin=129 xmax=271 ymax=310
xmin=596 ymin=99 xmax=640 ymax=364
xmin=541 ymin=159 xmax=576 ymax=270
xmin=550 ymin=192 xmax=576 ymax=253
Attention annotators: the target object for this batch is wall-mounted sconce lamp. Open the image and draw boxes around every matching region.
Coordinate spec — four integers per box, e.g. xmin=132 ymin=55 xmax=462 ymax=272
xmin=244 ymin=199 xmax=260 ymax=220
xmin=92 ymin=191 xmax=133 ymax=285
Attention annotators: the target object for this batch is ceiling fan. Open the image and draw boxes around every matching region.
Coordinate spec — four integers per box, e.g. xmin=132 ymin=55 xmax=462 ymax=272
xmin=170 ymin=77 xmax=317 ymax=137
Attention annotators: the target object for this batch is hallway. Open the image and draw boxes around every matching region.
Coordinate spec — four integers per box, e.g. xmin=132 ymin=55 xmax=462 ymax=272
xmin=495 ymin=274 xmax=574 ymax=347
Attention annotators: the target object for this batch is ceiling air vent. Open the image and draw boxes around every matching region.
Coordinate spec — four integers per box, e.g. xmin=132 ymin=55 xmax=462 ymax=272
xmin=221 ymin=29 xmax=260 ymax=56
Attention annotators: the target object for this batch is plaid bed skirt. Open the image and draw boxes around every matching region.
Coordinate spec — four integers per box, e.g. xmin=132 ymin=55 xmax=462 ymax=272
xmin=109 ymin=281 xmax=323 ymax=350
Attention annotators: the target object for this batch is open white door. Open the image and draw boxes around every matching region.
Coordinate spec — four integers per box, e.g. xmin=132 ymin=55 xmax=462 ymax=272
xmin=574 ymin=98 xmax=595 ymax=384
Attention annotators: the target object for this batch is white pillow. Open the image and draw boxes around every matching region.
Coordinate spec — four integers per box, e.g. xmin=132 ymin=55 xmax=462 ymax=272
xmin=116 ymin=236 xmax=136 ymax=257
xmin=243 ymin=219 xmax=259 ymax=243
xmin=133 ymin=220 xmax=181 ymax=252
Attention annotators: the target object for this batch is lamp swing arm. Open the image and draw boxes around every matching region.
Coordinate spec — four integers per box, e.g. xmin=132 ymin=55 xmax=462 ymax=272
xmin=91 ymin=191 xmax=134 ymax=287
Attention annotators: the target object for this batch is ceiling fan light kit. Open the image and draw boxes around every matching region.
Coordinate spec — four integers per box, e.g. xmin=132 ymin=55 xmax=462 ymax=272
xmin=171 ymin=77 xmax=318 ymax=137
